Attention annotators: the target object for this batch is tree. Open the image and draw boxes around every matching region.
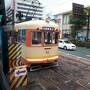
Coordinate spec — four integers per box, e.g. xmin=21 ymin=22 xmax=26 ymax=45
xmin=84 ymin=7 xmax=90 ymax=41
xmin=69 ymin=12 xmax=86 ymax=40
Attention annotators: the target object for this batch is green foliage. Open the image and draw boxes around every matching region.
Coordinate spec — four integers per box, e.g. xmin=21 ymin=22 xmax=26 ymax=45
xmin=69 ymin=13 xmax=87 ymax=40
xmin=85 ymin=42 xmax=90 ymax=48
xmin=69 ymin=15 xmax=86 ymax=27
xmin=71 ymin=40 xmax=90 ymax=48
xmin=84 ymin=6 xmax=90 ymax=15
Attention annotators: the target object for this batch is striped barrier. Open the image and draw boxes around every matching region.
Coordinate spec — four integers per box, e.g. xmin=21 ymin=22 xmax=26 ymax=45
xmin=8 ymin=66 xmax=27 ymax=89
xmin=8 ymin=43 xmax=24 ymax=69
xmin=8 ymin=43 xmax=28 ymax=89
xmin=8 ymin=43 xmax=22 ymax=61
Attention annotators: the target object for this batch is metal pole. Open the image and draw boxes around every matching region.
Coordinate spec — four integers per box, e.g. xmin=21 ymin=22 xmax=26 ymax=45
xmin=86 ymin=15 xmax=90 ymax=41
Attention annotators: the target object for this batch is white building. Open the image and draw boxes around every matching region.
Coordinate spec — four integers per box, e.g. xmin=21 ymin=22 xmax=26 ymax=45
xmin=54 ymin=11 xmax=90 ymax=41
xmin=6 ymin=0 xmax=43 ymax=23
xmin=54 ymin=14 xmax=63 ymax=38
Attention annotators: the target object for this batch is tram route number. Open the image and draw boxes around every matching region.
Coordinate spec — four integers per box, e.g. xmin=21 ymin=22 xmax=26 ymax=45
xmin=15 ymin=67 xmax=27 ymax=77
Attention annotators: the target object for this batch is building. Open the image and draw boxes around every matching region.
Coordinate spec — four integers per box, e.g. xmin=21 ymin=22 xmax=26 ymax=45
xmin=53 ymin=14 xmax=63 ymax=38
xmin=54 ymin=10 xmax=90 ymax=41
xmin=6 ymin=0 xmax=43 ymax=23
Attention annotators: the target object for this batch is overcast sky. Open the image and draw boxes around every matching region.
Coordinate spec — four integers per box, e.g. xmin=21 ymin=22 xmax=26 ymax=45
xmin=5 ymin=0 xmax=90 ymax=15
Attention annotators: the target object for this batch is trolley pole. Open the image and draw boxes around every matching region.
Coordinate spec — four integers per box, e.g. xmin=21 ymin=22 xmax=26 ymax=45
xmin=11 ymin=0 xmax=17 ymax=43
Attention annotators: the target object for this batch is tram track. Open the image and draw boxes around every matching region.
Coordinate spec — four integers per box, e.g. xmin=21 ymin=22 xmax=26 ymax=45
xmin=29 ymin=60 xmax=90 ymax=90
xmin=51 ymin=67 xmax=89 ymax=90
xmin=26 ymin=54 xmax=90 ymax=90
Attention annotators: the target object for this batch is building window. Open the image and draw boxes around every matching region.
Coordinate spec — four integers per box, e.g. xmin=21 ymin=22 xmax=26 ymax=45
xmin=17 ymin=3 xmax=43 ymax=9
xmin=32 ymin=32 xmax=42 ymax=45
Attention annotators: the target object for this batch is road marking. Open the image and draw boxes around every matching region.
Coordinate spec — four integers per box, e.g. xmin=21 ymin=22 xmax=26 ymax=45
xmin=59 ymin=51 xmax=89 ymax=61
xmin=86 ymin=55 xmax=90 ymax=57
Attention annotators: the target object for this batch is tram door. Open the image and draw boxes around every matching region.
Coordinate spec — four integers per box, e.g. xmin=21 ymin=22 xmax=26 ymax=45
xmin=44 ymin=31 xmax=58 ymax=61
xmin=44 ymin=32 xmax=52 ymax=58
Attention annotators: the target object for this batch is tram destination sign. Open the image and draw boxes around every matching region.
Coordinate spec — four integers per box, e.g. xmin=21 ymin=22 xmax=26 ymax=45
xmin=42 ymin=27 xmax=55 ymax=31
xmin=73 ymin=3 xmax=84 ymax=17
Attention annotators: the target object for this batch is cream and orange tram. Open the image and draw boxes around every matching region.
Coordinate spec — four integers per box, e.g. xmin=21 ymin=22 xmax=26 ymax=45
xmin=15 ymin=19 xmax=60 ymax=64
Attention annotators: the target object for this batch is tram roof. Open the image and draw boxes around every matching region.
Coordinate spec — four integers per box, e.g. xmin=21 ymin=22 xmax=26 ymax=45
xmin=15 ymin=20 xmax=59 ymax=30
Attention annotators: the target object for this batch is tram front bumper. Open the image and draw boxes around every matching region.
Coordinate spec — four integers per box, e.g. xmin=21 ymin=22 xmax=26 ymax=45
xmin=22 ymin=56 xmax=59 ymax=64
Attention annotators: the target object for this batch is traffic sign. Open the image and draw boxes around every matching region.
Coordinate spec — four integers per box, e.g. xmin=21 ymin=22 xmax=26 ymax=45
xmin=73 ymin=3 xmax=84 ymax=17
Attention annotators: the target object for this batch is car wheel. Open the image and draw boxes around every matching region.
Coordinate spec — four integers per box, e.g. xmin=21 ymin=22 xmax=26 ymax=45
xmin=63 ymin=46 xmax=67 ymax=50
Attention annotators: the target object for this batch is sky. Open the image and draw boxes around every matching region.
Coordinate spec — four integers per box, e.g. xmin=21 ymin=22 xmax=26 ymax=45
xmin=39 ymin=0 xmax=90 ymax=15
xmin=5 ymin=0 xmax=90 ymax=15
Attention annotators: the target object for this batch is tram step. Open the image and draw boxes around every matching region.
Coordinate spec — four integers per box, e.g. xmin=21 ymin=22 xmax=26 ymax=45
xmin=30 ymin=63 xmax=59 ymax=72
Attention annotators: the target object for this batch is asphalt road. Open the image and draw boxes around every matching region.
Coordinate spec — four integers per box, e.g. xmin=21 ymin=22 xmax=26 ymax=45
xmin=58 ymin=47 xmax=90 ymax=60
xmin=17 ymin=56 xmax=90 ymax=90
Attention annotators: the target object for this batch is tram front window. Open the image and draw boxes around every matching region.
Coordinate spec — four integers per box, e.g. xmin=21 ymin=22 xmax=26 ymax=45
xmin=44 ymin=32 xmax=52 ymax=44
xmin=32 ymin=32 xmax=42 ymax=44
xmin=44 ymin=32 xmax=58 ymax=44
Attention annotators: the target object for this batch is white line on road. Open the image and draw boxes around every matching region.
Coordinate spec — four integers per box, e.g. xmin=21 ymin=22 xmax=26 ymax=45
xmin=86 ymin=55 xmax=90 ymax=57
xmin=59 ymin=51 xmax=89 ymax=61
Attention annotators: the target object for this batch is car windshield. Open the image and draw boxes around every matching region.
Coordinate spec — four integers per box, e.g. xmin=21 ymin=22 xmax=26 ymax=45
xmin=64 ymin=40 xmax=71 ymax=43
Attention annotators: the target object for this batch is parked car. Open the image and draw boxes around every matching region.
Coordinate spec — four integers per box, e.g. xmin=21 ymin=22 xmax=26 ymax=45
xmin=58 ymin=39 xmax=76 ymax=50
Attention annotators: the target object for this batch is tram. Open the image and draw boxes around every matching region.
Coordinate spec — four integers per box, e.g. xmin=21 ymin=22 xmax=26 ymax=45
xmin=15 ymin=19 xmax=60 ymax=64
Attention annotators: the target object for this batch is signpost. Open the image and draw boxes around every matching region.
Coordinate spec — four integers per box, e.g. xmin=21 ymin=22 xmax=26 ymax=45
xmin=73 ymin=3 xmax=84 ymax=17
xmin=73 ymin=3 xmax=89 ymax=41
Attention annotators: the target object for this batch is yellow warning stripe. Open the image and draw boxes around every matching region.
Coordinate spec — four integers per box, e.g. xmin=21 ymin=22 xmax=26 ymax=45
xmin=11 ymin=76 xmax=19 ymax=88
xmin=23 ymin=78 xmax=27 ymax=86
xmin=9 ymin=47 xmax=21 ymax=60
xmin=9 ymin=44 xmax=21 ymax=57
xmin=9 ymin=69 xmax=27 ymax=89
xmin=8 ymin=44 xmax=17 ymax=53
xmin=11 ymin=50 xmax=21 ymax=60
xmin=9 ymin=44 xmax=20 ymax=55
xmin=16 ymin=76 xmax=27 ymax=88
xmin=8 ymin=44 xmax=15 ymax=51
xmin=9 ymin=60 xmax=23 ymax=68
xmin=9 ymin=69 xmax=15 ymax=82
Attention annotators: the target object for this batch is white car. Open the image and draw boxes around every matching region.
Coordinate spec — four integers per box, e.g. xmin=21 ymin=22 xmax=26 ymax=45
xmin=58 ymin=39 xmax=76 ymax=50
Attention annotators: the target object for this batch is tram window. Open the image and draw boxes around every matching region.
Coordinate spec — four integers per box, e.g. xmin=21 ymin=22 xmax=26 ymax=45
xmin=17 ymin=30 xmax=26 ymax=43
xmin=22 ymin=30 xmax=26 ymax=43
xmin=44 ymin=32 xmax=58 ymax=44
xmin=44 ymin=32 xmax=52 ymax=44
xmin=32 ymin=32 xmax=42 ymax=44
xmin=17 ymin=31 xmax=20 ymax=42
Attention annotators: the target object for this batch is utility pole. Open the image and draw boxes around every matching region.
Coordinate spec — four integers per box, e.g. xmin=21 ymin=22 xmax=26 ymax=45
xmin=86 ymin=15 xmax=90 ymax=41
xmin=11 ymin=0 xmax=17 ymax=42
xmin=0 ymin=0 xmax=9 ymax=75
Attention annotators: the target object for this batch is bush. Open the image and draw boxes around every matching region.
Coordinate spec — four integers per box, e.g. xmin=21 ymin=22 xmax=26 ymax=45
xmin=71 ymin=40 xmax=90 ymax=48
xmin=85 ymin=42 xmax=90 ymax=48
